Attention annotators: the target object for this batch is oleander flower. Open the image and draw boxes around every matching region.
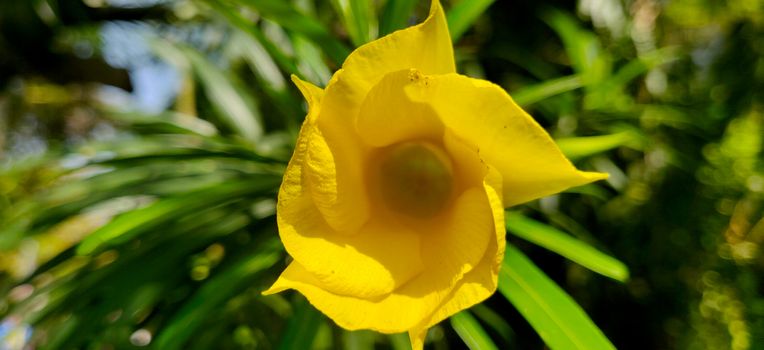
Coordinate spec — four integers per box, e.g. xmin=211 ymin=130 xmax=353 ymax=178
xmin=263 ymin=0 xmax=608 ymax=348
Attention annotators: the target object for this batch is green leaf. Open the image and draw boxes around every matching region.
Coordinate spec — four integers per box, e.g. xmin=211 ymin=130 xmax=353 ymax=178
xmin=556 ymin=131 xmax=641 ymax=160
xmin=499 ymin=246 xmax=616 ymax=350
xmin=107 ymin=110 xmax=219 ymax=137
xmin=231 ymin=0 xmax=351 ymax=64
xmin=183 ymin=48 xmax=263 ymax=143
xmin=388 ymin=333 xmax=413 ymax=350
xmin=379 ymin=0 xmax=418 ymax=36
xmin=541 ymin=8 xmax=611 ymax=84
xmin=470 ymin=304 xmax=514 ymax=343
xmin=446 ymin=0 xmax=495 ymax=42
xmin=511 ymin=75 xmax=584 ymax=107
xmin=153 ymin=242 xmax=281 ymax=350
xmin=277 ymin=296 xmax=325 ymax=350
xmin=76 ymin=177 xmax=279 ymax=255
xmin=205 ymin=0 xmax=299 ymax=74
xmin=342 ymin=329 xmax=376 ymax=350
xmin=331 ymin=0 xmax=378 ymax=46
xmin=151 ymin=41 xmax=264 ymax=143
xmin=506 ymin=212 xmax=629 ymax=282
xmin=450 ymin=311 xmax=498 ymax=350
xmin=292 ymin=34 xmax=332 ymax=86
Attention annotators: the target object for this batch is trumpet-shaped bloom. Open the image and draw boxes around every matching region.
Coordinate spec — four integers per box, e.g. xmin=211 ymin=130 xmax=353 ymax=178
xmin=264 ymin=1 xmax=608 ymax=348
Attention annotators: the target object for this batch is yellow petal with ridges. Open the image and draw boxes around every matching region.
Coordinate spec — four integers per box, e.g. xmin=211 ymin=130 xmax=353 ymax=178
xmin=290 ymin=75 xmax=323 ymax=117
xmin=322 ymin=0 xmax=454 ymax=118
xmin=278 ymin=77 xmax=423 ymax=298
xmin=407 ymin=167 xmax=505 ymax=350
xmin=278 ymin=176 xmax=423 ymax=299
xmin=278 ymin=77 xmax=322 ymax=208
xmin=356 ymin=69 xmax=444 ymax=147
xmin=265 ymin=184 xmax=500 ymax=333
xmin=291 ymin=76 xmax=371 ymax=235
xmin=403 ymin=73 xmax=608 ymax=206
xmin=303 ymin=0 xmax=453 ymax=234
xmin=303 ymin=124 xmax=370 ymax=234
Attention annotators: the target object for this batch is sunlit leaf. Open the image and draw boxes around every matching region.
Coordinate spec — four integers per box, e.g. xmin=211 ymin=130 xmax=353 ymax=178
xmin=556 ymin=131 xmax=641 ymax=160
xmin=379 ymin=0 xmax=418 ymax=36
xmin=152 ymin=41 xmax=264 ymax=143
xmin=76 ymin=178 xmax=279 ymax=255
xmin=154 ymin=242 xmax=281 ymax=350
xmin=499 ymin=246 xmax=616 ymax=350
xmin=450 ymin=310 xmax=498 ymax=350
xmin=205 ymin=0 xmax=298 ymax=74
xmin=506 ymin=212 xmax=629 ymax=282
xmin=331 ymin=0 xmax=378 ymax=46
xmin=470 ymin=304 xmax=514 ymax=343
xmin=446 ymin=0 xmax=495 ymax=42
xmin=541 ymin=7 xmax=611 ymax=84
xmin=292 ymin=35 xmax=332 ymax=86
xmin=277 ymin=296 xmax=325 ymax=350
xmin=511 ymin=74 xmax=583 ymax=107
xmin=106 ymin=110 xmax=219 ymax=137
xmin=230 ymin=0 xmax=351 ymax=64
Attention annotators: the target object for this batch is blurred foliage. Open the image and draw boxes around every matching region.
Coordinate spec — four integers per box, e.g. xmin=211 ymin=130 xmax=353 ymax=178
xmin=0 ymin=0 xmax=763 ymax=349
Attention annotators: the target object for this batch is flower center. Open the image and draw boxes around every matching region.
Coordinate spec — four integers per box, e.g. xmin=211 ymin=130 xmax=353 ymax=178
xmin=377 ymin=141 xmax=454 ymax=218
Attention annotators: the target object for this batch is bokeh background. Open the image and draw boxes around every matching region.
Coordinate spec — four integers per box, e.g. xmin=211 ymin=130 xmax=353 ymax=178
xmin=1 ymin=0 xmax=763 ymax=349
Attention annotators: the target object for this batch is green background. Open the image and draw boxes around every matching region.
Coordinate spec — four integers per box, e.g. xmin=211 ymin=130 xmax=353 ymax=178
xmin=1 ymin=0 xmax=762 ymax=349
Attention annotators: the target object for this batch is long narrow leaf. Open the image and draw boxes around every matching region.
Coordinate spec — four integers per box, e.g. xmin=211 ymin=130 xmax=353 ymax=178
xmin=450 ymin=311 xmax=498 ymax=350
xmin=506 ymin=212 xmax=629 ymax=282
xmin=277 ymin=296 xmax=325 ymax=350
xmin=234 ymin=0 xmax=351 ymax=64
xmin=181 ymin=47 xmax=264 ymax=142
xmin=556 ymin=131 xmax=641 ymax=160
xmin=470 ymin=304 xmax=514 ymax=343
xmin=76 ymin=177 xmax=279 ymax=254
xmin=511 ymin=75 xmax=583 ymax=107
xmin=499 ymin=246 xmax=616 ymax=350
xmin=446 ymin=0 xmax=495 ymax=42
xmin=153 ymin=242 xmax=281 ymax=350
xmin=388 ymin=333 xmax=413 ymax=350
xmin=540 ymin=7 xmax=611 ymax=84
xmin=331 ymin=0 xmax=377 ymax=46
xmin=379 ymin=0 xmax=418 ymax=36
xmin=205 ymin=0 xmax=298 ymax=74
xmin=151 ymin=41 xmax=264 ymax=143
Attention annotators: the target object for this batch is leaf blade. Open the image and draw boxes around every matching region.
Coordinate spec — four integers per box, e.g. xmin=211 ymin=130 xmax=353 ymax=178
xmin=511 ymin=75 xmax=583 ymax=107
xmin=556 ymin=131 xmax=641 ymax=160
xmin=499 ymin=246 xmax=617 ymax=350
xmin=446 ymin=0 xmax=495 ymax=42
xmin=379 ymin=0 xmax=418 ymax=36
xmin=450 ymin=311 xmax=499 ymax=350
xmin=506 ymin=212 xmax=629 ymax=282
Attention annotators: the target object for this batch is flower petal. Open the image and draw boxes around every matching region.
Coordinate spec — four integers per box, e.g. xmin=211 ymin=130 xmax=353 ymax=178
xmin=277 ymin=186 xmax=424 ymax=299
xmin=291 ymin=75 xmax=371 ymax=234
xmin=416 ymin=185 xmax=493 ymax=289
xmin=263 ymin=259 xmax=444 ymax=333
xmin=278 ymin=77 xmax=323 ymax=207
xmin=306 ymin=0 xmax=453 ymax=233
xmin=290 ymin=75 xmax=323 ymax=116
xmin=403 ymin=73 xmax=609 ymax=206
xmin=303 ymin=124 xmax=370 ymax=234
xmin=265 ymin=180 xmax=500 ymax=334
xmin=419 ymin=167 xmax=506 ymax=330
xmin=279 ymin=77 xmax=422 ymax=298
xmin=324 ymin=0 xmax=454 ymax=116
xmin=356 ymin=69 xmax=444 ymax=147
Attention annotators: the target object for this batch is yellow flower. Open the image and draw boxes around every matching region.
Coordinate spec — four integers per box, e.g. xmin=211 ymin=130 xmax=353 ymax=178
xmin=264 ymin=0 xmax=607 ymax=348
